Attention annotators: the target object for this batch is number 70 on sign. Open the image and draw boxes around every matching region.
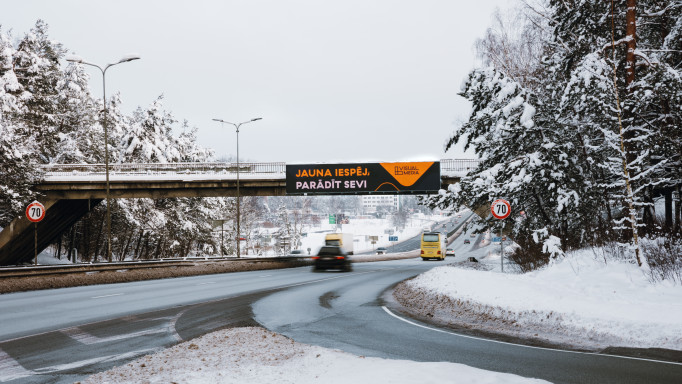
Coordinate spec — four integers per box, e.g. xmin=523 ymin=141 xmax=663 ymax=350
xmin=26 ymin=201 xmax=46 ymax=222
xmin=491 ymin=199 xmax=511 ymax=220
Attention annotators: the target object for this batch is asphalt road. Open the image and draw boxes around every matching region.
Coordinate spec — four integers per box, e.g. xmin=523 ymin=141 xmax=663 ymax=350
xmin=1 ymin=231 xmax=680 ymax=383
xmin=357 ymin=212 xmax=472 ymax=255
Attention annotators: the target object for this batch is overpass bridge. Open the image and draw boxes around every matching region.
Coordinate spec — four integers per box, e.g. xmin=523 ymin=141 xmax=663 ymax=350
xmin=0 ymin=159 xmax=478 ymax=265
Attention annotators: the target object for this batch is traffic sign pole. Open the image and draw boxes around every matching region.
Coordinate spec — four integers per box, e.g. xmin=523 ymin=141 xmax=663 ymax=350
xmin=34 ymin=223 xmax=38 ymax=266
xmin=26 ymin=201 xmax=46 ymax=265
xmin=491 ymin=199 xmax=511 ymax=272
xmin=500 ymin=222 xmax=504 ymax=273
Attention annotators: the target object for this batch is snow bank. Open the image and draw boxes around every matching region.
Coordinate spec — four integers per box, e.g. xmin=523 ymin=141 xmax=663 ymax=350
xmin=402 ymin=251 xmax=682 ymax=351
xmin=84 ymin=327 xmax=550 ymax=384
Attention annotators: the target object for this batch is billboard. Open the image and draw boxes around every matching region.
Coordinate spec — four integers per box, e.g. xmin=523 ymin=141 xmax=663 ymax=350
xmin=286 ymin=161 xmax=440 ymax=195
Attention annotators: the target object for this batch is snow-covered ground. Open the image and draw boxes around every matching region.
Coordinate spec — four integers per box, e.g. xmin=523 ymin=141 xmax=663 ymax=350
xmin=400 ymin=238 xmax=682 ymax=351
xmin=83 ymin=327 xmax=550 ymax=384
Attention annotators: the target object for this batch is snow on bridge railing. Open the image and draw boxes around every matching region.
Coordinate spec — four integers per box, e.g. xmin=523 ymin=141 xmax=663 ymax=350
xmin=39 ymin=159 xmax=480 ymax=178
xmin=440 ymin=159 xmax=479 ymax=175
xmin=40 ymin=162 xmax=287 ymax=176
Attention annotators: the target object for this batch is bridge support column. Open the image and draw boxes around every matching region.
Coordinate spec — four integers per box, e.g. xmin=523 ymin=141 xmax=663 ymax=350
xmin=0 ymin=199 xmax=102 ymax=265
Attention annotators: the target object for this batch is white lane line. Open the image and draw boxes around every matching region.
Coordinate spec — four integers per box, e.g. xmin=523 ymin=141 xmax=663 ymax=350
xmin=167 ymin=309 xmax=189 ymax=342
xmin=196 ymin=282 xmax=217 ymax=286
xmin=0 ymin=348 xmax=34 ymax=382
xmin=258 ymin=274 xmax=272 ymax=278
xmin=33 ymin=348 xmax=158 ymax=374
xmin=91 ymin=293 xmax=123 ymax=299
xmin=381 ymin=306 xmax=682 ymax=366
xmin=62 ymin=327 xmax=167 ymax=345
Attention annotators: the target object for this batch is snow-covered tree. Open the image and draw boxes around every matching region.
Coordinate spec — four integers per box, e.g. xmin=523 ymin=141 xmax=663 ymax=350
xmin=12 ymin=20 xmax=67 ymax=163
xmin=0 ymin=26 xmax=38 ymax=226
xmin=434 ymin=0 xmax=682 ymax=269
xmin=118 ymin=96 xmax=181 ymax=163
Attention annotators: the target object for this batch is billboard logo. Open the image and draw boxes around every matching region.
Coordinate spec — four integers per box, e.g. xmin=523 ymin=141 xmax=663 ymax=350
xmin=394 ymin=165 xmax=420 ymax=176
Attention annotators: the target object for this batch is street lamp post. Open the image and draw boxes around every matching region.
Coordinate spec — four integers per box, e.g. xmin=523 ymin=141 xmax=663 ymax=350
xmin=66 ymin=55 xmax=140 ymax=262
xmin=212 ymin=118 xmax=262 ymax=258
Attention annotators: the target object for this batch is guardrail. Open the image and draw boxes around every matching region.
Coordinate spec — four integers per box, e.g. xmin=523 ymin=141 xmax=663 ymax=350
xmin=0 ymin=257 xmax=310 ymax=279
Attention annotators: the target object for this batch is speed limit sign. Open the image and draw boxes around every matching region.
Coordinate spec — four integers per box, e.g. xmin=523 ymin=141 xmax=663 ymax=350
xmin=26 ymin=201 xmax=46 ymax=222
xmin=491 ymin=199 xmax=511 ymax=220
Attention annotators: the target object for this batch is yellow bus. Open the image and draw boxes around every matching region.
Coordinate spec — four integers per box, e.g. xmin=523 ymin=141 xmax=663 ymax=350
xmin=421 ymin=232 xmax=445 ymax=261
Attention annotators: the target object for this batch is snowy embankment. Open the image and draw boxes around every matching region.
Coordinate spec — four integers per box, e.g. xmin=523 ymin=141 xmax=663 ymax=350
xmin=394 ymin=251 xmax=682 ymax=352
xmin=83 ymin=327 xmax=549 ymax=384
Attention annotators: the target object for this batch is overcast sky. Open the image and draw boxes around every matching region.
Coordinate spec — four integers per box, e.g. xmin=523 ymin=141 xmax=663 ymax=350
xmin=4 ymin=0 xmax=510 ymax=164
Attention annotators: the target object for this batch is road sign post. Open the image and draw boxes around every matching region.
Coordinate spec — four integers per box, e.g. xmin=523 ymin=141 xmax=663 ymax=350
xmin=491 ymin=199 xmax=510 ymax=272
xmin=389 ymin=235 xmax=398 ymax=252
xmin=26 ymin=201 xmax=46 ymax=266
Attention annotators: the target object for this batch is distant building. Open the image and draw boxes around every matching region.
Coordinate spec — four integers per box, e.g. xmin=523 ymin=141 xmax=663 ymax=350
xmin=361 ymin=195 xmax=399 ymax=213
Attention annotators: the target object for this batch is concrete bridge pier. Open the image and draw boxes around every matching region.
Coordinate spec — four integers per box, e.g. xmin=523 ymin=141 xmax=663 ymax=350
xmin=0 ymin=199 xmax=102 ymax=265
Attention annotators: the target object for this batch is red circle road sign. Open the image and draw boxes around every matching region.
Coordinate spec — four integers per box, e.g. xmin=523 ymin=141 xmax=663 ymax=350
xmin=491 ymin=199 xmax=511 ymax=220
xmin=26 ymin=201 xmax=46 ymax=223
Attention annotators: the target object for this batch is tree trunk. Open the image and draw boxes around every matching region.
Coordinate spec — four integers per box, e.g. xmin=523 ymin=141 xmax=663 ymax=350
xmin=153 ymin=237 xmax=162 ymax=259
xmin=67 ymin=226 xmax=76 ymax=262
xmin=532 ymin=188 xmax=552 ymax=227
xmin=624 ymin=0 xmax=637 ymax=88
xmin=83 ymin=218 xmax=90 ymax=262
xmin=93 ymin=213 xmax=105 ymax=261
xmin=675 ymin=185 xmax=682 ymax=233
xmin=119 ymin=226 xmax=132 ymax=261
xmin=133 ymin=230 xmax=144 ymax=260
xmin=56 ymin=234 xmax=62 ymax=260
xmin=664 ymin=188 xmax=673 ymax=230
xmin=141 ymin=236 xmax=151 ymax=260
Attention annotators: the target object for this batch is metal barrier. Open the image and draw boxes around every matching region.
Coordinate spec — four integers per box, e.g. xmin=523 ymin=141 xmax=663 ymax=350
xmin=0 ymin=257 xmax=310 ymax=279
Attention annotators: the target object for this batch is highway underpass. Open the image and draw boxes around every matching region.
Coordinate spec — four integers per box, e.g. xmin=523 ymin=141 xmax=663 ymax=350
xmin=0 ymin=159 xmax=475 ymax=266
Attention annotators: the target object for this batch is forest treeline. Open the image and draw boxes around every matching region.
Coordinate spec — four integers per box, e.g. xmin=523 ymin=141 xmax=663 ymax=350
xmin=428 ymin=0 xmax=681 ymax=273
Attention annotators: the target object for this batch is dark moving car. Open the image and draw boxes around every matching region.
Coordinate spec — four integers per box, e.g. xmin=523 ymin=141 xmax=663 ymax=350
xmin=376 ymin=247 xmax=387 ymax=255
xmin=312 ymin=246 xmax=352 ymax=272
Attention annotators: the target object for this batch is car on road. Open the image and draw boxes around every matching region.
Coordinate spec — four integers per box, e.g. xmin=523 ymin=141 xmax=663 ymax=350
xmin=288 ymin=249 xmax=304 ymax=256
xmin=464 ymin=239 xmax=471 ymax=244
xmin=445 ymin=248 xmax=455 ymax=256
xmin=376 ymin=247 xmax=387 ymax=255
xmin=312 ymin=246 xmax=352 ymax=272
xmin=470 ymin=233 xmax=476 ymax=237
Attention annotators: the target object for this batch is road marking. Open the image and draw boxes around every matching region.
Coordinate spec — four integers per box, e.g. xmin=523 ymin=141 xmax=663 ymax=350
xmin=91 ymin=293 xmax=123 ymax=299
xmin=0 ymin=348 xmax=33 ymax=382
xmin=33 ymin=348 xmax=158 ymax=374
xmin=62 ymin=327 xmax=167 ymax=345
xmin=381 ymin=306 xmax=682 ymax=366
xmin=196 ymin=281 xmax=216 ymax=286
xmin=167 ymin=309 xmax=189 ymax=342
xmin=258 ymin=274 xmax=272 ymax=278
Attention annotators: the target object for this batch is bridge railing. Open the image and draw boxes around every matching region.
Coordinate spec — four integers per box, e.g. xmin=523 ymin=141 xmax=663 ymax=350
xmin=40 ymin=162 xmax=287 ymax=176
xmin=440 ymin=159 xmax=480 ymax=175
xmin=40 ymin=159 xmax=479 ymax=177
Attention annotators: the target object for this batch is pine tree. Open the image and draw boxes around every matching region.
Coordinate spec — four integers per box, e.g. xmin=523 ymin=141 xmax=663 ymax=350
xmin=0 ymin=26 xmax=38 ymax=226
xmin=12 ymin=20 xmax=67 ymax=163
